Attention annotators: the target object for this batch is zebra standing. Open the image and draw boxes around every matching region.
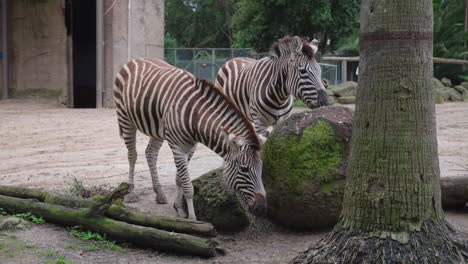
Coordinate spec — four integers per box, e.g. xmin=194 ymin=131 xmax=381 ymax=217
xmin=215 ymin=36 xmax=331 ymax=137
xmin=113 ymin=58 xmax=267 ymax=220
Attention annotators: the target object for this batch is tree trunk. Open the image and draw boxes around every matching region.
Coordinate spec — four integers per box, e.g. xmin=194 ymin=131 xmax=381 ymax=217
xmin=292 ymin=1 xmax=468 ymax=263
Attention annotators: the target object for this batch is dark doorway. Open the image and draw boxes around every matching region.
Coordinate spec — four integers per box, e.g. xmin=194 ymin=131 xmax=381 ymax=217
xmin=66 ymin=0 xmax=96 ymax=108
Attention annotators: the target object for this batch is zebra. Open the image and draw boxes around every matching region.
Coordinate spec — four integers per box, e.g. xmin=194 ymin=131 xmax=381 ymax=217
xmin=113 ymin=58 xmax=267 ymax=220
xmin=215 ymin=36 xmax=331 ymax=137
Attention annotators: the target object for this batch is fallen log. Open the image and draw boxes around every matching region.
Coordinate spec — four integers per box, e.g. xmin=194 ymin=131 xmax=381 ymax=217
xmin=0 ymin=185 xmax=216 ymax=237
xmin=441 ymin=176 xmax=468 ymax=209
xmin=0 ymin=183 xmax=221 ymax=257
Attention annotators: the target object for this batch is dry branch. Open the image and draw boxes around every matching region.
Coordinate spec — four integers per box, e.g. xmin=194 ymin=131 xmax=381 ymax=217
xmin=0 ymin=183 xmax=220 ymax=257
xmin=0 ymin=185 xmax=216 ymax=237
xmin=440 ymin=176 xmax=468 ymax=208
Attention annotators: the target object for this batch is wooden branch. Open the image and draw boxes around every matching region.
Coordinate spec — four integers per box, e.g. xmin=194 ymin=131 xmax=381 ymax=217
xmin=440 ymin=176 xmax=468 ymax=209
xmin=0 ymin=185 xmax=216 ymax=237
xmin=0 ymin=194 xmax=220 ymax=257
xmin=322 ymin=56 xmax=468 ymax=65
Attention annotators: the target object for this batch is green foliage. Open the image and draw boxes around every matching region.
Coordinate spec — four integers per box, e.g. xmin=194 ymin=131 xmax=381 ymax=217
xmin=232 ymin=0 xmax=360 ymax=53
xmin=262 ymin=120 xmax=343 ymax=195
xmin=0 ymin=208 xmax=7 ymax=216
xmin=165 ymin=0 xmax=236 ymax=47
xmin=14 ymin=212 xmax=45 ymax=224
xmin=68 ymin=226 xmax=125 ymax=252
xmin=433 ymin=0 xmax=468 ymax=84
xmin=53 ymin=256 xmax=74 ymax=264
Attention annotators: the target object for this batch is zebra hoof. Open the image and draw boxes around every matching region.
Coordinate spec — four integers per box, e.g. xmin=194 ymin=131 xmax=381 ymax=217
xmin=155 ymin=194 xmax=168 ymax=204
xmin=174 ymin=204 xmax=188 ymax=218
xmin=124 ymin=192 xmax=140 ymax=203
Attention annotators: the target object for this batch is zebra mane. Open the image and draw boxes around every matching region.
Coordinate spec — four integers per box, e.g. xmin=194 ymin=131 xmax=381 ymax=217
xmin=270 ymin=36 xmax=315 ymax=59
xmin=196 ymin=78 xmax=261 ymax=150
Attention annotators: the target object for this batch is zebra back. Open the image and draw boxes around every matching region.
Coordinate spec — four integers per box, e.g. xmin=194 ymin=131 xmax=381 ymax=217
xmin=114 ymin=58 xmax=260 ymax=157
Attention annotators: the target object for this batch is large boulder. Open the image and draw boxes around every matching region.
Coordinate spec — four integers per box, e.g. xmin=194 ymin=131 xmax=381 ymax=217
xmin=262 ymin=106 xmax=353 ymax=229
xmin=329 ymin=81 xmax=358 ymax=97
xmin=454 ymin=85 xmax=467 ymax=100
xmin=192 ymin=168 xmax=249 ymax=232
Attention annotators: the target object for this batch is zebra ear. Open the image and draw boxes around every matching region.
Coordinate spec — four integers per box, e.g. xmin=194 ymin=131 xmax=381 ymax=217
xmin=290 ymin=36 xmax=303 ymax=60
xmin=221 ymin=127 xmax=245 ymax=148
xmin=258 ymin=134 xmax=267 ymax=145
xmin=310 ymin=39 xmax=319 ymax=55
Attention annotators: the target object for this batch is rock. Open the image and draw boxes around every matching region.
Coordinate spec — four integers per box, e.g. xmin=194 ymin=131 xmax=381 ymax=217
xmin=461 ymin=82 xmax=468 ymax=89
xmin=337 ymin=96 xmax=356 ymax=104
xmin=433 ymin=78 xmax=446 ymax=91
xmin=262 ymin=106 xmax=353 ymax=229
xmin=193 ymin=168 xmax=249 ymax=232
xmin=0 ymin=216 xmax=31 ymax=230
xmin=448 ymin=89 xmax=463 ymax=101
xmin=326 ymin=89 xmax=334 ymax=96
xmin=329 ymin=81 xmax=358 ymax=97
xmin=454 ymin=85 xmax=467 ymax=95
xmin=441 ymin=77 xmax=452 ymax=87
xmin=435 ymin=88 xmax=451 ymax=103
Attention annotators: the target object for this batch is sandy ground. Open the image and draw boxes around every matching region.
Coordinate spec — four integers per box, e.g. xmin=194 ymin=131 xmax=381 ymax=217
xmin=0 ymin=98 xmax=466 ymax=264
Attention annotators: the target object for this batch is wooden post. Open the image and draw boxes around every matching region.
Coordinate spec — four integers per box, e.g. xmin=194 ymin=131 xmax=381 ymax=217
xmin=1 ymin=0 xmax=8 ymax=100
xmin=96 ymin=0 xmax=104 ymax=108
xmin=341 ymin=60 xmax=347 ymax=83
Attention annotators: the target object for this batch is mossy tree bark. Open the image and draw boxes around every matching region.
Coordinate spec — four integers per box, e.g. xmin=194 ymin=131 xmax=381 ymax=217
xmin=293 ymin=1 xmax=467 ymax=263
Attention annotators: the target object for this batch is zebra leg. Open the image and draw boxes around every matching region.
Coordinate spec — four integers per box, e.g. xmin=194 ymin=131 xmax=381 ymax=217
xmin=122 ymin=128 xmax=139 ymax=203
xmin=145 ymin=138 xmax=168 ymax=204
xmin=170 ymin=144 xmax=197 ymax=220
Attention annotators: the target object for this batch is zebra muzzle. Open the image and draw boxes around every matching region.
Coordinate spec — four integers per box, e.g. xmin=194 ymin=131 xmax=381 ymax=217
xmin=249 ymin=193 xmax=267 ymax=216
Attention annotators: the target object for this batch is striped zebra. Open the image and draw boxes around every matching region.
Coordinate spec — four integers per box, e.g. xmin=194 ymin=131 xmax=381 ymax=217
xmin=215 ymin=36 xmax=331 ymax=137
xmin=113 ymin=58 xmax=267 ymax=220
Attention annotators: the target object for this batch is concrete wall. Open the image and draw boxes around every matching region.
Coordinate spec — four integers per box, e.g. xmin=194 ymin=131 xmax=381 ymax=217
xmin=103 ymin=0 xmax=164 ymax=107
xmin=10 ymin=0 xmax=68 ymax=94
xmin=6 ymin=0 xmax=164 ymax=107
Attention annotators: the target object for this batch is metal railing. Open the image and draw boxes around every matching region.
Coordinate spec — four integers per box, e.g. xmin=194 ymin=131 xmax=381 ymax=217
xmin=164 ymin=48 xmax=338 ymax=84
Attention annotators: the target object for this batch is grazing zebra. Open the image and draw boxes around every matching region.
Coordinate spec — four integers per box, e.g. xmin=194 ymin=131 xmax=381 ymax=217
xmin=215 ymin=36 xmax=331 ymax=137
xmin=113 ymin=58 xmax=267 ymax=220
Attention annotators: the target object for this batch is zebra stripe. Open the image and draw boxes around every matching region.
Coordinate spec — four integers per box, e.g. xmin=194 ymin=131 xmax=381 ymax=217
xmin=215 ymin=36 xmax=331 ymax=137
xmin=114 ymin=58 xmax=266 ymax=220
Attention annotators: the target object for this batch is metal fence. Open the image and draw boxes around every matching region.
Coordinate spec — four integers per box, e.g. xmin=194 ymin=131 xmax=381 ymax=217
xmin=164 ymin=48 xmax=338 ymax=84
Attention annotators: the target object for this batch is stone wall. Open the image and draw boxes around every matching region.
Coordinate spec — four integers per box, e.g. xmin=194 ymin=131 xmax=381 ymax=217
xmin=10 ymin=0 xmax=68 ymax=93
xmin=7 ymin=0 xmax=164 ymax=107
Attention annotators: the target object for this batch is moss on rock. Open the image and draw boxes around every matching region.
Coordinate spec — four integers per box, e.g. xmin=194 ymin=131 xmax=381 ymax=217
xmin=262 ymin=106 xmax=353 ymax=229
xmin=193 ymin=169 xmax=249 ymax=232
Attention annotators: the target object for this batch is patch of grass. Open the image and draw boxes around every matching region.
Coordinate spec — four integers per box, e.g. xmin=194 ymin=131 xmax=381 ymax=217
xmin=0 ymin=232 xmax=17 ymax=239
xmin=68 ymin=226 xmax=125 ymax=252
xmin=14 ymin=212 xmax=46 ymax=224
xmin=36 ymin=249 xmax=47 ymax=255
xmin=82 ymin=245 xmax=98 ymax=251
xmin=68 ymin=177 xmax=112 ymax=198
xmin=65 ymin=243 xmax=97 ymax=251
xmin=43 ymin=260 xmax=54 ymax=264
xmin=55 ymin=256 xmax=74 ymax=264
xmin=64 ymin=244 xmax=80 ymax=250
xmin=46 ymin=249 xmax=57 ymax=257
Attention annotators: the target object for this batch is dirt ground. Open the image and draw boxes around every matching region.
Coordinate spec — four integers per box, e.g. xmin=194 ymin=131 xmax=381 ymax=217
xmin=0 ymin=98 xmax=467 ymax=264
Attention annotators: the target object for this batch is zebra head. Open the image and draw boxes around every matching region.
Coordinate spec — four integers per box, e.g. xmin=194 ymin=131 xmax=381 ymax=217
xmin=222 ymin=128 xmax=267 ymax=216
xmin=279 ymin=36 xmax=331 ymax=108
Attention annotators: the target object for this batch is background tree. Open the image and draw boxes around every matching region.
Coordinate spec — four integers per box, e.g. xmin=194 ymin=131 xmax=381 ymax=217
xmin=292 ymin=0 xmax=467 ymax=263
xmin=433 ymin=0 xmax=468 ymax=83
xmin=165 ymin=0 xmax=237 ymax=48
xmin=231 ymin=0 xmax=360 ymax=53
